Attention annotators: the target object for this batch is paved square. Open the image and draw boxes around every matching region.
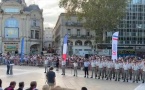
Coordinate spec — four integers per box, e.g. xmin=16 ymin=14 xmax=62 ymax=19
xmin=0 ymin=66 xmax=140 ymax=90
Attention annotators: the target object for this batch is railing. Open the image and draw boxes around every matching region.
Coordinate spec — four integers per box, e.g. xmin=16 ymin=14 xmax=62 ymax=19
xmin=2 ymin=38 xmax=20 ymax=41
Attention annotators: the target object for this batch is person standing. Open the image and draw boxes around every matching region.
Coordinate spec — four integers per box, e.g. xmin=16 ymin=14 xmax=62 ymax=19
xmin=6 ymin=57 xmax=10 ymax=75
xmin=84 ymin=59 xmax=90 ymax=78
xmin=142 ymin=63 xmax=145 ymax=83
xmin=123 ymin=61 xmax=129 ymax=82
xmin=132 ymin=61 xmax=139 ymax=83
xmin=46 ymin=67 xmax=56 ymax=89
xmin=98 ymin=60 xmax=103 ymax=79
xmin=10 ymin=59 xmax=14 ymax=75
xmin=90 ymin=59 xmax=96 ymax=78
xmin=114 ymin=61 xmax=120 ymax=81
xmin=61 ymin=60 xmax=66 ymax=75
xmin=44 ymin=57 xmax=48 ymax=73
xmin=56 ymin=58 xmax=59 ymax=71
xmin=106 ymin=60 xmax=112 ymax=80
xmin=73 ymin=60 xmax=78 ymax=77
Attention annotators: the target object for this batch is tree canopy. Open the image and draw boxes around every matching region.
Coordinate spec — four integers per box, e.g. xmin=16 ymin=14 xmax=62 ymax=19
xmin=59 ymin=0 xmax=130 ymax=43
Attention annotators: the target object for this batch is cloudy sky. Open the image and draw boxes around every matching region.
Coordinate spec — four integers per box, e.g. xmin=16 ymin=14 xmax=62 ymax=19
xmin=25 ymin=0 xmax=64 ymax=28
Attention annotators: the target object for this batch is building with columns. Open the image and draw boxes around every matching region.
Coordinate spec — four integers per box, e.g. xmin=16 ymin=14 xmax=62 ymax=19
xmin=0 ymin=0 xmax=43 ymax=54
xmin=53 ymin=13 xmax=95 ymax=56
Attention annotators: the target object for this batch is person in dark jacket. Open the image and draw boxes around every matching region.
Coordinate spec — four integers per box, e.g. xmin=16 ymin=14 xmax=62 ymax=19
xmin=56 ymin=58 xmax=59 ymax=71
xmin=4 ymin=81 xmax=16 ymax=90
xmin=6 ymin=58 xmax=11 ymax=75
xmin=17 ymin=82 xmax=24 ymax=90
xmin=26 ymin=81 xmax=37 ymax=90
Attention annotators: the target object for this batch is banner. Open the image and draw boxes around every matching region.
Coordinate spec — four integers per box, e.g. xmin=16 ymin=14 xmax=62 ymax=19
xmin=62 ymin=34 xmax=68 ymax=61
xmin=20 ymin=38 xmax=25 ymax=62
xmin=112 ymin=32 xmax=119 ymax=61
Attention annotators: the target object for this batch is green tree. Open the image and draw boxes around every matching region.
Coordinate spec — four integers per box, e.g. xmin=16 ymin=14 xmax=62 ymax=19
xmin=59 ymin=0 xmax=130 ymax=43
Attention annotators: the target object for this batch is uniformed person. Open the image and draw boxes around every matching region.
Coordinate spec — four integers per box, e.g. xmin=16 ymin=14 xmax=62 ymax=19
xmin=106 ymin=60 xmax=112 ymax=80
xmin=90 ymin=58 xmax=96 ymax=78
xmin=132 ymin=61 xmax=139 ymax=83
xmin=123 ymin=61 xmax=129 ymax=82
xmin=73 ymin=60 xmax=78 ymax=77
xmin=115 ymin=61 xmax=120 ymax=81
xmin=98 ymin=60 xmax=104 ymax=79
xmin=142 ymin=63 xmax=145 ymax=83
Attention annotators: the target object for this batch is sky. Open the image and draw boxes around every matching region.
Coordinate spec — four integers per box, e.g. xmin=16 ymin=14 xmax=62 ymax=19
xmin=25 ymin=0 xmax=64 ymax=28
xmin=0 ymin=0 xmax=65 ymax=28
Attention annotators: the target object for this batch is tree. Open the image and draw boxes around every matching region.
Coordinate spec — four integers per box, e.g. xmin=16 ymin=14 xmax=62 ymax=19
xmin=59 ymin=0 xmax=130 ymax=43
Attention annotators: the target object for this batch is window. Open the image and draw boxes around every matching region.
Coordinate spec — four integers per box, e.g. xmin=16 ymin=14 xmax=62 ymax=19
xmin=31 ymin=30 xmax=34 ymax=39
xmin=4 ymin=8 xmax=20 ymax=13
xmin=33 ymin=20 xmax=36 ymax=26
xmin=35 ymin=31 xmax=39 ymax=39
xmin=86 ymin=31 xmax=90 ymax=36
xmin=67 ymin=29 xmax=71 ymax=34
xmin=32 ymin=20 xmax=39 ymax=27
xmin=77 ymin=29 xmax=80 ymax=36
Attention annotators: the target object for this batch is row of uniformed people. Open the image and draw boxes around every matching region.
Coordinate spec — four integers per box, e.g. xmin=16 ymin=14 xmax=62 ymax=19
xmin=73 ymin=59 xmax=145 ymax=83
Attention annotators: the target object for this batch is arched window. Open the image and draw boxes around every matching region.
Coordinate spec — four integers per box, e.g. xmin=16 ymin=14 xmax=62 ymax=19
xmin=68 ymin=40 xmax=73 ymax=45
xmin=4 ymin=18 xmax=19 ymax=38
xmin=84 ymin=41 xmax=92 ymax=46
xmin=75 ymin=40 xmax=82 ymax=46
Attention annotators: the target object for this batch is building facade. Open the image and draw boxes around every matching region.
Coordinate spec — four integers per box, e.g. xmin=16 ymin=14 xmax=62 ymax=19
xmin=43 ymin=27 xmax=53 ymax=49
xmin=53 ymin=13 xmax=95 ymax=56
xmin=101 ymin=0 xmax=145 ymax=56
xmin=0 ymin=0 xmax=43 ymax=54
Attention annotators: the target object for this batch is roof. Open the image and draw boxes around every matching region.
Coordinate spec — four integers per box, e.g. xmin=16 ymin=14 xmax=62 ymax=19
xmin=24 ymin=4 xmax=40 ymax=11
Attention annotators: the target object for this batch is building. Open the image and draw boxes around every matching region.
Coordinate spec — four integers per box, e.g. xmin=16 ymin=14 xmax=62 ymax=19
xmin=53 ymin=13 xmax=95 ymax=56
xmin=0 ymin=0 xmax=43 ymax=54
xmin=100 ymin=0 xmax=145 ymax=56
xmin=43 ymin=27 xmax=53 ymax=50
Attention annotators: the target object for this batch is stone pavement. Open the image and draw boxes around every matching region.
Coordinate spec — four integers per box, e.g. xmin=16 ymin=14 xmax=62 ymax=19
xmin=0 ymin=65 xmax=140 ymax=90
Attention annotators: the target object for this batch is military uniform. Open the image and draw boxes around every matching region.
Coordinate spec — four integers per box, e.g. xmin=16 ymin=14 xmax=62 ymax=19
xmin=123 ymin=62 xmax=129 ymax=82
xmin=115 ymin=61 xmax=120 ymax=81
xmin=132 ymin=63 xmax=139 ymax=83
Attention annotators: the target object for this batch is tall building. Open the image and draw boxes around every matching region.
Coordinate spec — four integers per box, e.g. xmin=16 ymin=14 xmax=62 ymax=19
xmin=0 ymin=0 xmax=43 ymax=54
xmin=102 ymin=0 xmax=145 ymax=56
xmin=53 ymin=13 xmax=95 ymax=56
xmin=43 ymin=27 xmax=53 ymax=49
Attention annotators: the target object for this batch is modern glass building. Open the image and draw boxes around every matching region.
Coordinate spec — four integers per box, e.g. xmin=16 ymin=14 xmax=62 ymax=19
xmin=100 ymin=0 xmax=145 ymax=56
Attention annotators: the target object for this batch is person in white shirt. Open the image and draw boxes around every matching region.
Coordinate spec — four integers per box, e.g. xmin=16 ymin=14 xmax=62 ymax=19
xmin=44 ymin=57 xmax=48 ymax=73
xmin=90 ymin=59 xmax=96 ymax=78
xmin=132 ymin=62 xmax=139 ymax=83
xmin=142 ymin=63 xmax=145 ymax=83
xmin=106 ymin=60 xmax=112 ymax=80
xmin=61 ymin=60 xmax=66 ymax=75
xmin=84 ymin=59 xmax=90 ymax=78
xmin=115 ymin=61 xmax=120 ymax=81
xmin=123 ymin=61 xmax=129 ymax=82
xmin=98 ymin=60 xmax=104 ymax=79
xmin=73 ymin=60 xmax=78 ymax=77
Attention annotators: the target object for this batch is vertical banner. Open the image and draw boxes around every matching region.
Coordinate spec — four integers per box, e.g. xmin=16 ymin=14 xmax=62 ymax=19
xmin=112 ymin=32 xmax=119 ymax=62
xmin=20 ymin=38 xmax=25 ymax=62
xmin=62 ymin=34 xmax=68 ymax=61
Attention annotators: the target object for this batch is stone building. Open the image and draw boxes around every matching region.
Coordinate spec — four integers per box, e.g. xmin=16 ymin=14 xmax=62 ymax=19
xmin=53 ymin=13 xmax=95 ymax=56
xmin=0 ymin=0 xmax=43 ymax=54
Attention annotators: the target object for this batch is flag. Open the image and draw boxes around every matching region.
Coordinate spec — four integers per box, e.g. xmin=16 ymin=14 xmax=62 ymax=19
xmin=62 ymin=34 xmax=68 ymax=61
xmin=112 ymin=32 xmax=119 ymax=62
xmin=20 ymin=38 xmax=25 ymax=62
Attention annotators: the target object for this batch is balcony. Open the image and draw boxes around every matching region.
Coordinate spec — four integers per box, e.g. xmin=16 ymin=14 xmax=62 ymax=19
xmin=68 ymin=34 xmax=95 ymax=39
xmin=65 ymin=22 xmax=83 ymax=27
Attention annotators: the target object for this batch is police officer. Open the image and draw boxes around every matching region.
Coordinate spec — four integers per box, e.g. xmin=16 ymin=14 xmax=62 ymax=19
xmin=132 ymin=61 xmax=139 ymax=83
xmin=84 ymin=59 xmax=90 ymax=78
